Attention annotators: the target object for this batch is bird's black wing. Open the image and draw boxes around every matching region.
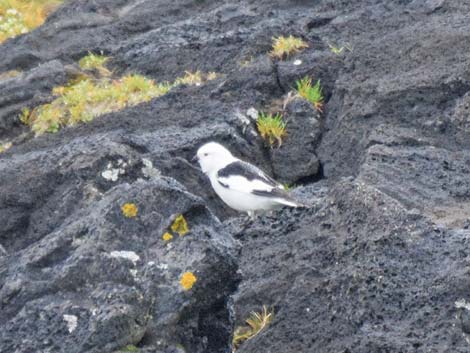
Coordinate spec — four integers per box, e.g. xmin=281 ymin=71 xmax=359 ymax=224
xmin=217 ymin=160 xmax=301 ymax=206
xmin=216 ymin=160 xmax=289 ymax=196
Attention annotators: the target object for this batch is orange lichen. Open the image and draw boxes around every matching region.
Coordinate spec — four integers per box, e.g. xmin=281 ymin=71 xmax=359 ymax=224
xmin=180 ymin=271 xmax=197 ymax=291
xmin=162 ymin=232 xmax=173 ymax=242
xmin=121 ymin=203 xmax=138 ymax=218
xmin=171 ymin=214 xmax=189 ymax=236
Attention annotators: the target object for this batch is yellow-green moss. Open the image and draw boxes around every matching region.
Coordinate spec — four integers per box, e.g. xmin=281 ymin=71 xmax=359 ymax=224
xmin=270 ymin=35 xmax=308 ymax=59
xmin=232 ymin=306 xmax=273 ymax=350
xmin=0 ymin=70 xmax=21 ymax=80
xmin=295 ymin=76 xmax=324 ymax=112
xmin=0 ymin=0 xmax=63 ymax=43
xmin=171 ymin=214 xmax=189 ymax=236
xmin=120 ymin=345 xmax=139 ymax=352
xmin=20 ymin=54 xmax=217 ymax=136
xmin=256 ymin=112 xmax=287 ymax=147
xmin=20 ymin=73 xmax=170 ymax=135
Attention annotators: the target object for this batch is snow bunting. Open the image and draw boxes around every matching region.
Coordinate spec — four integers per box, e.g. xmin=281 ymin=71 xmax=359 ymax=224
xmin=193 ymin=142 xmax=302 ymax=217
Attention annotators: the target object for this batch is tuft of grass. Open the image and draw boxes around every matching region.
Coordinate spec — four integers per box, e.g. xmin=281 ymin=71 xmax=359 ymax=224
xmin=295 ymin=76 xmax=324 ymax=112
xmin=174 ymin=70 xmax=217 ymax=86
xmin=328 ymin=43 xmax=344 ymax=55
xmin=256 ymin=112 xmax=287 ymax=147
xmin=120 ymin=345 xmax=139 ymax=352
xmin=327 ymin=42 xmax=353 ymax=55
xmin=78 ymin=52 xmax=111 ymax=76
xmin=232 ymin=306 xmax=273 ymax=351
xmin=0 ymin=0 xmax=63 ymax=43
xmin=270 ymin=35 xmax=308 ymax=59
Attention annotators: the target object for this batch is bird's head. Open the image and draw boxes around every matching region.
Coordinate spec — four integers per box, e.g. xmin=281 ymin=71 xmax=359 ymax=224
xmin=193 ymin=142 xmax=235 ymax=174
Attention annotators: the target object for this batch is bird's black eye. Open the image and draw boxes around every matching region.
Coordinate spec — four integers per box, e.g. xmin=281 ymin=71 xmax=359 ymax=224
xmin=204 ymin=153 xmax=208 ymax=156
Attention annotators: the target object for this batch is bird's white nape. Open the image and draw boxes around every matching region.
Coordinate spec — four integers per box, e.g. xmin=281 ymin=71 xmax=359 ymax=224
xmin=196 ymin=142 xmax=237 ymax=175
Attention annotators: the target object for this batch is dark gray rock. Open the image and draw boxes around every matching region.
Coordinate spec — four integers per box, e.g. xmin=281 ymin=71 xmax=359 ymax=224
xmin=270 ymin=98 xmax=321 ymax=184
xmin=231 ymin=180 xmax=470 ymax=353
xmin=1 ymin=0 xmax=470 ymax=352
xmin=0 ymin=178 xmax=239 ymax=353
xmin=0 ymin=60 xmax=68 ymax=139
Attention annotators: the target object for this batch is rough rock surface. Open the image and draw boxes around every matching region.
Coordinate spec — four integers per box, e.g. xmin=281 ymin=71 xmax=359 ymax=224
xmin=1 ymin=0 xmax=470 ymax=352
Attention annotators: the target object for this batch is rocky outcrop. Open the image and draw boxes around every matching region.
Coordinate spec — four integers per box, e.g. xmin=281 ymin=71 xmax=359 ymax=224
xmin=1 ymin=0 xmax=470 ymax=352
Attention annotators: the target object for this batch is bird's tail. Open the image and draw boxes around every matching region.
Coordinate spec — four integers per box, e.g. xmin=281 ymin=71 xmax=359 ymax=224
xmin=275 ymin=197 xmax=307 ymax=208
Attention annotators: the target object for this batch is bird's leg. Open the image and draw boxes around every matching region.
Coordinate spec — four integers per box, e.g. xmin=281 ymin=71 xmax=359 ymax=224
xmin=247 ymin=210 xmax=255 ymax=221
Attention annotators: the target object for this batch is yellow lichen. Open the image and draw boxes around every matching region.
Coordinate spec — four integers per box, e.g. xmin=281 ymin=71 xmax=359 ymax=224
xmin=162 ymin=232 xmax=173 ymax=242
xmin=270 ymin=35 xmax=308 ymax=59
xmin=232 ymin=306 xmax=273 ymax=350
xmin=180 ymin=271 xmax=197 ymax=291
xmin=171 ymin=214 xmax=189 ymax=236
xmin=0 ymin=0 xmax=63 ymax=43
xmin=121 ymin=203 xmax=138 ymax=218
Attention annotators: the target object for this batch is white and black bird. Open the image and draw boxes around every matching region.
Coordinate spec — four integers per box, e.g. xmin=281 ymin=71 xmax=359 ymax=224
xmin=193 ymin=142 xmax=303 ymax=218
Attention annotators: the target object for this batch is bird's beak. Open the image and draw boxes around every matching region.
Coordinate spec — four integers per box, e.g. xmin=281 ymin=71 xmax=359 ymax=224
xmin=191 ymin=155 xmax=198 ymax=163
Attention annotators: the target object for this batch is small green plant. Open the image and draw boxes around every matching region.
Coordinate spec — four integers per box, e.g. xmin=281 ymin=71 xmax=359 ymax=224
xmin=327 ymin=42 xmax=353 ymax=55
xmin=232 ymin=306 xmax=273 ymax=351
xmin=295 ymin=76 xmax=324 ymax=112
xmin=120 ymin=345 xmax=139 ymax=352
xmin=78 ymin=52 xmax=111 ymax=76
xmin=270 ymin=35 xmax=308 ymax=59
xmin=283 ymin=183 xmax=295 ymax=191
xmin=328 ymin=43 xmax=344 ymax=55
xmin=256 ymin=112 xmax=287 ymax=147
